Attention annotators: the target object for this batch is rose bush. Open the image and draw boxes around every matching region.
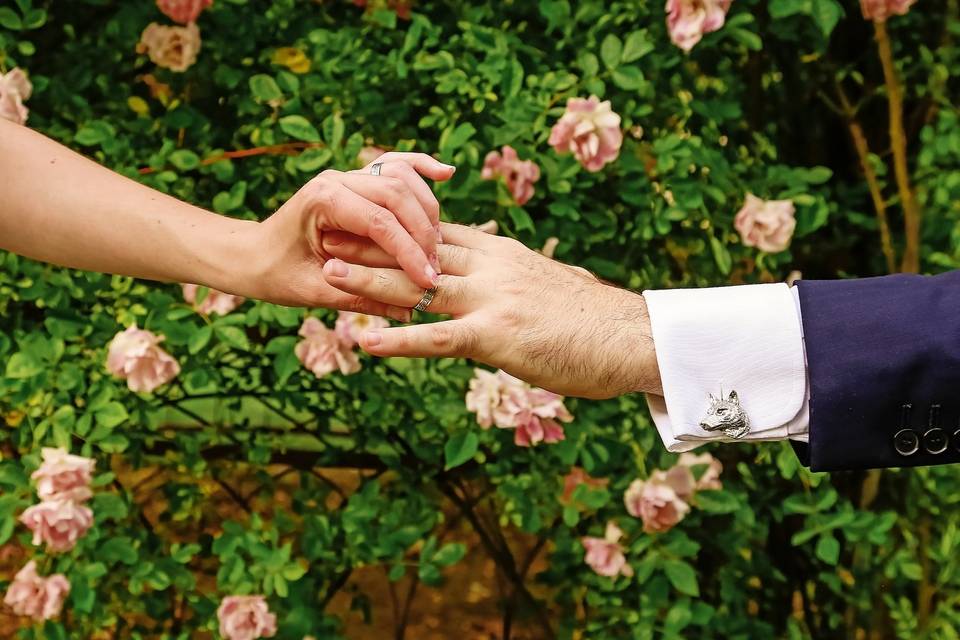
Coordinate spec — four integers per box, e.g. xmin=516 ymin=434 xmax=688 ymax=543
xmin=2 ymin=0 xmax=959 ymax=638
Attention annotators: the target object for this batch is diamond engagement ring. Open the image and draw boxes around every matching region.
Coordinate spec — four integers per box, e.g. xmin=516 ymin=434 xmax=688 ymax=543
xmin=370 ymin=162 xmax=384 ymax=176
xmin=414 ymin=287 xmax=437 ymax=312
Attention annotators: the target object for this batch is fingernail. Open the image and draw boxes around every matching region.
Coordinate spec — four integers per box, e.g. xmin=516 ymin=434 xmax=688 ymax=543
xmin=365 ymin=331 xmax=382 ymax=347
xmin=388 ymin=308 xmax=411 ymax=323
xmin=443 ymin=163 xmax=457 ymax=172
xmin=325 ymin=259 xmax=349 ymax=278
xmin=424 ymin=264 xmax=439 ymax=286
xmin=431 ymin=252 xmax=442 ymax=275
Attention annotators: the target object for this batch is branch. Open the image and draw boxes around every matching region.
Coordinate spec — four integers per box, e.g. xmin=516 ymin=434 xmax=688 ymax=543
xmin=834 ymin=82 xmax=897 ymax=273
xmin=874 ymin=21 xmax=923 ymax=273
xmin=137 ymin=142 xmax=327 ymax=175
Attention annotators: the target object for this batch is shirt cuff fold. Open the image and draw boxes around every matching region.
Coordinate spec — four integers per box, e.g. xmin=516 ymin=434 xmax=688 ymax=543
xmin=642 ymin=283 xmax=807 ymax=452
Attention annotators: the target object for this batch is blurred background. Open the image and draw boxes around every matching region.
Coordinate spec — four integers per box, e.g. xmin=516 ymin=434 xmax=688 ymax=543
xmin=1 ymin=0 xmax=959 ymax=638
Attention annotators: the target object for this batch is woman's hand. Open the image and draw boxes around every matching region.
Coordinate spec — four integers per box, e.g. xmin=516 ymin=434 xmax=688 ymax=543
xmin=318 ymin=223 xmax=662 ymax=399
xmin=234 ymin=152 xmax=455 ymax=318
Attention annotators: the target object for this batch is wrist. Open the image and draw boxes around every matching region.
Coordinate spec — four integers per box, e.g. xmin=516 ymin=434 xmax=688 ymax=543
xmin=610 ymin=287 xmax=662 ymax=396
xmin=188 ymin=214 xmax=262 ymax=298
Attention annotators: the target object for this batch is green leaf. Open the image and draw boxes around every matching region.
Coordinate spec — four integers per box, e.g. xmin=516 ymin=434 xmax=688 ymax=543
xmin=810 ymin=0 xmax=843 ymax=37
xmin=249 ymin=74 xmax=283 ymax=102
xmin=99 ymin=537 xmax=138 ymax=565
xmin=95 ymin=402 xmax=129 ymax=429
xmin=188 ymin=325 xmax=213 ymax=354
xmin=216 ymin=326 xmax=250 ymax=351
xmin=323 ymin=113 xmax=345 ymax=149
xmin=695 ymin=490 xmax=739 ymax=514
xmin=622 ymin=30 xmax=654 ymax=62
xmin=168 ymin=150 xmax=199 ymax=171
xmin=600 ymin=34 xmax=623 ymax=70
xmin=664 ymin=560 xmax=700 ymax=597
xmin=0 ymin=7 xmax=22 ymax=30
xmin=612 ymin=66 xmax=645 ymax=91
xmin=443 ymin=432 xmax=479 ymax=470
xmin=5 ymin=352 xmax=42 ymax=378
xmin=709 ymin=236 xmax=732 ymax=275
xmin=433 ymin=542 xmax=466 ymax=567
xmin=279 ymin=115 xmax=320 ymax=143
xmin=816 ymin=534 xmax=840 ymax=565
xmin=507 ymin=206 xmax=535 ymax=233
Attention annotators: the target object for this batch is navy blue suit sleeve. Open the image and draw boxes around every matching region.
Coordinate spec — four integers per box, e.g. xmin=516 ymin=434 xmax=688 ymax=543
xmin=796 ymin=272 xmax=960 ymax=471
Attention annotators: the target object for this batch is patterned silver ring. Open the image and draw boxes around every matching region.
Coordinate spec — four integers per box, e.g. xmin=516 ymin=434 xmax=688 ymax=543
xmin=370 ymin=162 xmax=384 ymax=176
xmin=414 ymin=287 xmax=437 ymax=312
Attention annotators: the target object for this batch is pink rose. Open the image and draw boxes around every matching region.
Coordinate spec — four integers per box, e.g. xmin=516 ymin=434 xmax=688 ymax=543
xmin=676 ymin=452 xmax=723 ymax=491
xmin=0 ymin=68 xmax=32 ymax=126
xmin=734 ymin=193 xmax=796 ymax=253
xmin=3 ymin=561 xmax=70 ymax=621
xmin=465 ymin=368 xmax=504 ymax=428
xmin=217 ymin=595 xmax=277 ymax=640
xmin=665 ymin=0 xmax=732 ymax=52
xmin=181 ymin=284 xmax=245 ymax=316
xmin=106 ymin=325 xmax=181 ymax=393
xmin=357 ymin=146 xmax=386 ymax=167
xmin=548 ymin=96 xmax=623 ymax=172
xmin=31 ymin=448 xmax=95 ymax=503
xmin=295 ymin=317 xmax=361 ymax=378
xmin=494 ymin=373 xmax=572 ymax=447
xmin=581 ymin=522 xmax=633 ymax=578
xmin=20 ymin=499 xmax=94 ymax=553
xmin=136 ymin=22 xmax=201 ymax=73
xmin=156 ymin=0 xmax=212 ymax=24
xmin=623 ymin=471 xmax=692 ymax=533
xmin=560 ymin=467 xmax=608 ymax=503
xmin=481 ymin=146 xmax=541 ymax=205
xmin=334 ymin=311 xmax=389 ymax=349
xmin=860 ymin=0 xmax=915 ymax=21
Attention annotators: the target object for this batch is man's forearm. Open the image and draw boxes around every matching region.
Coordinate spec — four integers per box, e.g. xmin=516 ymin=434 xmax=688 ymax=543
xmin=0 ymin=119 xmax=257 ymax=293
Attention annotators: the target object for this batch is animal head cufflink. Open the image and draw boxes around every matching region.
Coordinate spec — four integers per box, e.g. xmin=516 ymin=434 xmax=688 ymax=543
xmin=700 ymin=389 xmax=750 ymax=439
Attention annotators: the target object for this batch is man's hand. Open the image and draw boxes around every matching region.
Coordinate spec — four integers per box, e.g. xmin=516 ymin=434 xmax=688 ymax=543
xmin=317 ymin=223 xmax=662 ymax=399
xmin=242 ymin=152 xmax=454 ymax=319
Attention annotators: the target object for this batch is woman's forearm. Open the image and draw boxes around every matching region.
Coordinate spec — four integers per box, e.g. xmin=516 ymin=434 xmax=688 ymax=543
xmin=0 ymin=119 xmax=256 ymax=293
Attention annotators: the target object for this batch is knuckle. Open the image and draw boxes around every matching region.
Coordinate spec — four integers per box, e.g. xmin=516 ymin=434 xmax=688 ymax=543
xmin=347 ymin=296 xmax=368 ymax=313
xmin=318 ymin=168 xmax=340 ymax=179
xmin=384 ymin=176 xmax=407 ymax=196
xmin=307 ymin=178 xmax=338 ymax=211
xmin=369 ymin=209 xmax=395 ymax=234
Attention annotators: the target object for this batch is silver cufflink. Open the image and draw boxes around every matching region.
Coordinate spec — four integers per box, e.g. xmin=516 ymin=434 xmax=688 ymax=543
xmin=699 ymin=389 xmax=750 ymax=439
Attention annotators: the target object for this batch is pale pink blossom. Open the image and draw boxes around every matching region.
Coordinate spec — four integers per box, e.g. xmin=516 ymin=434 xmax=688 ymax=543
xmin=624 ymin=471 xmax=692 ymax=533
xmin=734 ymin=193 xmax=796 ymax=253
xmin=676 ymin=452 xmax=723 ymax=491
xmin=106 ymin=325 xmax=181 ymax=393
xmin=481 ymin=145 xmax=541 ymax=205
xmin=295 ymin=317 xmax=361 ymax=378
xmin=3 ymin=561 xmax=70 ymax=621
xmin=357 ymin=146 xmax=386 ymax=167
xmin=31 ymin=448 xmax=96 ymax=503
xmin=465 ymin=370 xmax=573 ymax=446
xmin=137 ymin=22 xmax=201 ymax=73
xmin=217 ymin=595 xmax=278 ymax=640
xmin=465 ymin=368 xmax=503 ymax=428
xmin=334 ymin=311 xmax=389 ymax=349
xmin=665 ymin=0 xmax=732 ymax=52
xmin=860 ymin=0 xmax=915 ymax=21
xmin=0 ymin=68 xmax=32 ymax=125
xmin=560 ymin=467 xmax=608 ymax=503
xmin=181 ymin=284 xmax=245 ymax=316
xmin=157 ymin=0 xmax=212 ymax=24
xmin=20 ymin=500 xmax=94 ymax=553
xmin=548 ymin=96 xmax=623 ymax=172
xmin=582 ymin=522 xmax=633 ymax=578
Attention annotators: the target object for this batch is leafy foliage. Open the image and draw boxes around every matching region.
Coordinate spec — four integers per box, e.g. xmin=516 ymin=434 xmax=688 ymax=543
xmin=1 ymin=0 xmax=959 ymax=638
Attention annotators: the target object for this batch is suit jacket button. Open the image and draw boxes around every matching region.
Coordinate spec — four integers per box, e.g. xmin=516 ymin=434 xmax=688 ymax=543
xmin=922 ymin=428 xmax=948 ymax=454
xmin=894 ymin=429 xmax=919 ymax=456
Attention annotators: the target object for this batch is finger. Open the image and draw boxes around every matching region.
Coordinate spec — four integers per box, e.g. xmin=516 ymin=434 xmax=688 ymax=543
xmin=360 ymin=320 xmax=481 ymax=360
xmin=351 ymin=160 xmax=441 ymax=229
xmin=321 ymin=288 xmax=412 ymax=323
xmin=332 ymin=172 xmax=440 ymax=275
xmin=471 ymin=220 xmax=499 ymax=234
xmin=323 ymin=233 xmax=479 ymax=276
xmin=322 ymin=259 xmax=472 ymax=315
xmin=439 ymin=222 xmax=502 ymax=250
xmin=363 ymin=152 xmax=457 ymax=182
xmin=311 ymin=177 xmax=438 ymax=290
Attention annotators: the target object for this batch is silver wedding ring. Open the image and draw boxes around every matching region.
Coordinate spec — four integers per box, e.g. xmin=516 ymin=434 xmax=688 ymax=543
xmin=414 ymin=287 xmax=437 ymax=312
xmin=370 ymin=162 xmax=384 ymax=176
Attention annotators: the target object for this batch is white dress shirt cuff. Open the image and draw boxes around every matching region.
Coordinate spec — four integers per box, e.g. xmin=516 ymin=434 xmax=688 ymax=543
xmin=642 ymin=283 xmax=808 ymax=452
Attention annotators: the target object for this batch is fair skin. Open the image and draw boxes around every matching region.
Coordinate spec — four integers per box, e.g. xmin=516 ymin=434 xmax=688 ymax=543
xmin=0 ymin=119 xmax=452 ymax=321
xmin=319 ymin=222 xmax=664 ymax=399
